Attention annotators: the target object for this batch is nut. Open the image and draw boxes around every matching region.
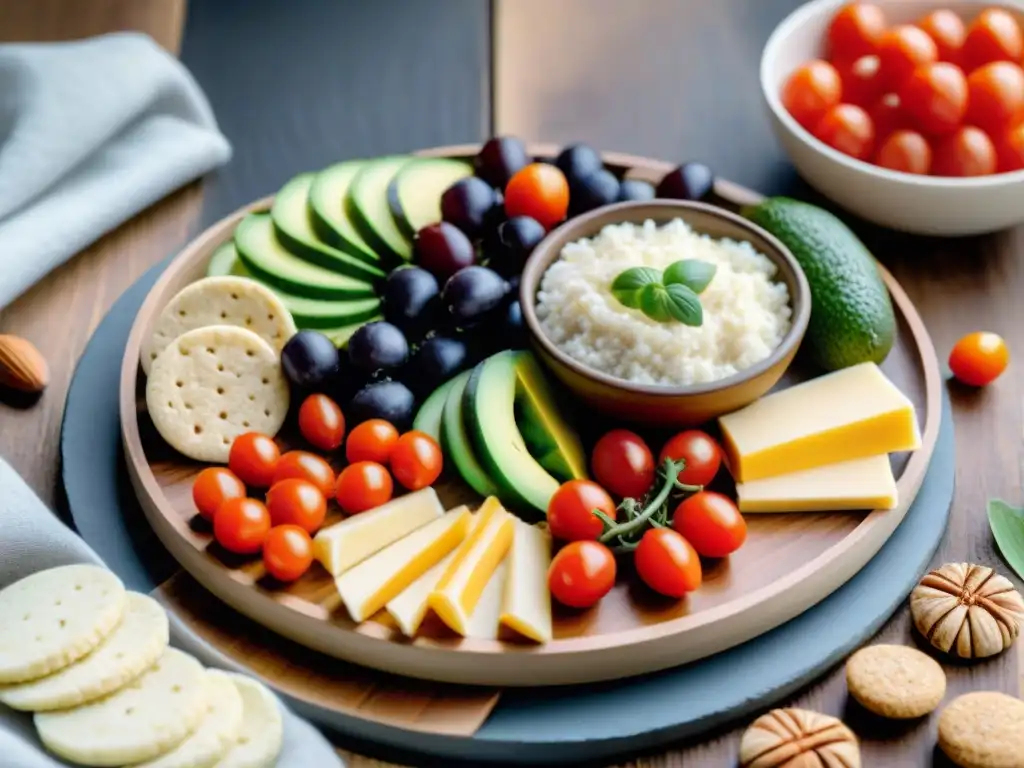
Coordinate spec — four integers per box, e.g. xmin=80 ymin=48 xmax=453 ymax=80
xmin=0 ymin=334 xmax=49 ymax=393
xmin=739 ymin=708 xmax=860 ymax=768
xmin=911 ymin=562 xmax=1024 ymax=659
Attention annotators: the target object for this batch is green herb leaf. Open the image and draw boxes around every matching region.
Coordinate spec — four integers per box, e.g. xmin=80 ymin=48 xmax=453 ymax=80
xmin=664 ymin=283 xmax=703 ymax=326
xmin=611 ymin=267 xmax=662 ymax=308
xmin=663 ymin=259 xmax=717 ymax=294
xmin=987 ymin=499 xmax=1024 ymax=581
xmin=639 ymin=283 xmax=672 ymax=322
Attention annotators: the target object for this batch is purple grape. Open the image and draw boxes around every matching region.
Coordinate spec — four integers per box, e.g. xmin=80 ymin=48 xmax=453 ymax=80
xmin=414 ymin=222 xmax=476 ymax=281
xmin=569 ymin=169 xmax=620 ymax=216
xmin=441 ymin=266 xmax=509 ymax=325
xmin=382 ymin=267 xmax=439 ymax=338
xmin=657 ymin=162 xmax=715 ymax=201
xmin=280 ymin=330 xmax=340 ymax=391
xmin=440 ymin=177 xmax=501 ymax=239
xmin=475 ymin=136 xmax=528 ymax=188
xmin=618 ymin=179 xmax=656 ymax=202
xmin=491 ymin=216 xmax=546 ymax=276
xmin=347 ymin=321 xmax=409 ymax=374
xmin=555 ymin=143 xmax=603 ymax=188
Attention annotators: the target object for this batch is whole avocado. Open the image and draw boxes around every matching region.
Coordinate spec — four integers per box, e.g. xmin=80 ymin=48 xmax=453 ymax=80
xmin=743 ymin=197 xmax=895 ymax=371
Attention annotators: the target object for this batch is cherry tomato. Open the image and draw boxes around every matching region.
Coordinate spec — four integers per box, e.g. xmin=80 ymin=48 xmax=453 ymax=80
xmin=298 ymin=394 xmax=345 ymax=451
xmin=336 ymin=461 xmax=393 ymax=514
xmin=547 ymin=540 xmax=616 ymax=608
xmin=590 ymin=430 xmax=655 ymax=499
xmin=266 ymin=478 xmax=327 ymax=533
xmin=931 ymin=126 xmax=997 ymax=176
xmin=949 ymin=331 xmax=1009 ymax=386
xmin=390 ymin=431 xmax=443 ymax=491
xmin=813 ymin=103 xmax=876 ymax=160
xmin=874 ymin=130 xmax=933 ymax=174
xmin=504 ymin=163 xmax=570 ymax=230
xmin=213 ymin=497 xmax=271 ymax=554
xmin=192 ymin=467 xmax=246 ymax=521
xmin=827 ymin=3 xmax=887 ymax=63
xmin=877 ymin=25 xmax=939 ymax=89
xmin=262 ymin=525 xmax=314 ymax=582
xmin=345 ymin=419 xmax=400 ymax=465
xmin=228 ymin=432 xmax=280 ymax=488
xmin=838 ymin=55 xmax=886 ymax=107
xmin=995 ymin=122 xmax=1024 ymax=171
xmin=869 ymin=92 xmax=914 ymax=142
xmin=965 ymin=61 xmax=1024 ymax=134
xmin=634 ymin=529 xmax=702 ymax=598
xmin=672 ymin=492 xmax=747 ymax=558
xmin=899 ymin=62 xmax=967 ymax=134
xmin=659 ymin=430 xmax=723 ymax=487
xmin=782 ymin=60 xmax=843 ymax=129
xmin=547 ymin=480 xmax=617 ymax=542
xmin=916 ymin=9 xmax=966 ymax=66
xmin=271 ymin=451 xmax=336 ymax=497
xmin=963 ymin=8 xmax=1023 ymax=72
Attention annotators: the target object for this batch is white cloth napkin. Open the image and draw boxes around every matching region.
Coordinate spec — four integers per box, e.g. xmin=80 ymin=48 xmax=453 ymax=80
xmin=0 ymin=458 xmax=344 ymax=768
xmin=0 ymin=32 xmax=231 ymax=310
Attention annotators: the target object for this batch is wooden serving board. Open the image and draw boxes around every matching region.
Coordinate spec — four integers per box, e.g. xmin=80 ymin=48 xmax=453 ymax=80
xmin=119 ymin=146 xmax=942 ymax=688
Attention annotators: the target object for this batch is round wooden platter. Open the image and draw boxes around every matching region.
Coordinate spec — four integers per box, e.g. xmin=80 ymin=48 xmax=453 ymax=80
xmin=119 ymin=144 xmax=943 ymax=688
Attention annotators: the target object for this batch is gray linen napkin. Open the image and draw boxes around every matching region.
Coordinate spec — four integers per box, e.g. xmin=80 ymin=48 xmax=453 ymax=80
xmin=0 ymin=457 xmax=344 ymax=767
xmin=0 ymin=32 xmax=231 ymax=310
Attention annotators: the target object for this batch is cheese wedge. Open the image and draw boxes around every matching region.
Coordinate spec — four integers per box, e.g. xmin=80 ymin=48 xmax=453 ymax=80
xmin=386 ymin=551 xmax=458 ymax=637
xmin=736 ymin=454 xmax=898 ymax=513
xmin=499 ymin=520 xmax=552 ymax=643
xmin=718 ymin=362 xmax=920 ymax=482
xmin=464 ymin=559 xmax=508 ymax=640
xmin=335 ymin=507 xmax=472 ymax=622
xmin=312 ymin=487 xmax=443 ymax=576
xmin=428 ymin=497 xmax=514 ymax=636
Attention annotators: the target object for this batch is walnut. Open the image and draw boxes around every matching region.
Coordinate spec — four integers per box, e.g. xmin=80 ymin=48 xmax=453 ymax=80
xmin=739 ymin=708 xmax=860 ymax=768
xmin=910 ymin=562 xmax=1024 ymax=659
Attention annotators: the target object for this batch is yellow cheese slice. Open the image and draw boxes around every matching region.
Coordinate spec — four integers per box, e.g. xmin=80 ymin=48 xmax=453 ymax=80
xmin=428 ymin=497 xmax=514 ymax=636
xmin=463 ymin=559 xmax=508 ymax=640
xmin=335 ymin=507 xmax=472 ymax=622
xmin=312 ymin=487 xmax=443 ymax=576
xmin=736 ymin=454 xmax=898 ymax=513
xmin=385 ymin=550 xmax=457 ymax=637
xmin=718 ymin=362 xmax=920 ymax=482
xmin=499 ymin=520 xmax=552 ymax=643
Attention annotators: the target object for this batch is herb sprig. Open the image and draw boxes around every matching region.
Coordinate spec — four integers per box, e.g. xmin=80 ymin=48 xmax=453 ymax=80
xmin=610 ymin=259 xmax=716 ymax=326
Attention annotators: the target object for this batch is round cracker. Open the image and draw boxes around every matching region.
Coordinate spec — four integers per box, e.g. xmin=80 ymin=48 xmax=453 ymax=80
xmin=146 ymin=326 xmax=289 ymax=463
xmin=0 ymin=592 xmax=169 ymax=711
xmin=35 ymin=648 xmax=209 ymax=767
xmin=213 ymin=674 xmax=283 ymax=768
xmin=0 ymin=565 xmax=126 ymax=684
xmin=141 ymin=276 xmax=296 ymax=375
xmin=136 ymin=670 xmax=244 ymax=768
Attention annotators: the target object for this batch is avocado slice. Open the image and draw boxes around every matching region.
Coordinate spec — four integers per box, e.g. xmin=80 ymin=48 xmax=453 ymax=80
xmin=271 ymin=174 xmax=386 ymax=283
xmin=234 ymin=214 xmax=376 ymax=301
xmin=308 ymin=160 xmax=380 ymax=265
xmin=386 ymin=157 xmax=473 ymax=240
xmin=441 ymin=370 xmax=501 ymax=498
xmin=412 ymin=376 xmax=456 ymax=442
xmin=207 ymin=242 xmax=243 ymax=277
xmin=346 ymin=156 xmax=414 ymax=265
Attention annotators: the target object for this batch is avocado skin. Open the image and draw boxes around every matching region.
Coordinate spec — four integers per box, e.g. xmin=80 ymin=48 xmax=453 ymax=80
xmin=743 ymin=197 xmax=896 ymax=371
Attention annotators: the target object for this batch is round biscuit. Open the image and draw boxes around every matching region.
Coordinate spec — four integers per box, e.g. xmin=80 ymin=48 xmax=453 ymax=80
xmin=845 ymin=644 xmax=946 ymax=719
xmin=213 ymin=674 xmax=283 ymax=768
xmin=938 ymin=692 xmax=1024 ymax=768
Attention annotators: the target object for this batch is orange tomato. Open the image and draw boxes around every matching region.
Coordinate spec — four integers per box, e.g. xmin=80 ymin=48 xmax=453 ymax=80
xmin=547 ymin=540 xmax=617 ymax=608
xmin=838 ymin=55 xmax=886 ymax=107
xmin=877 ymin=25 xmax=939 ymax=89
xmin=916 ymin=9 xmax=966 ymax=65
xmin=271 ymin=451 xmax=336 ymax=497
xmin=827 ymin=3 xmax=888 ymax=63
xmin=962 ymin=8 xmax=1023 ymax=72
xmin=782 ymin=60 xmax=843 ymax=129
xmin=213 ymin=497 xmax=271 ymax=555
xmin=931 ymin=126 xmax=997 ymax=176
xmin=298 ymin=394 xmax=345 ymax=451
xmin=634 ymin=529 xmax=702 ymax=598
xmin=965 ymin=61 xmax=1024 ymax=134
xmin=874 ymin=130 xmax=933 ymax=174
xmin=262 ymin=525 xmax=314 ymax=582
xmin=345 ymin=419 xmax=399 ymax=466
xmin=869 ymin=92 xmax=914 ymax=142
xmin=813 ymin=103 xmax=876 ymax=160
xmin=995 ymin=122 xmax=1024 ymax=171
xmin=899 ymin=62 xmax=967 ymax=134
xmin=192 ymin=467 xmax=246 ymax=521
xmin=228 ymin=432 xmax=280 ymax=488
xmin=949 ymin=331 xmax=1009 ymax=386
xmin=335 ymin=461 xmax=393 ymax=514
xmin=389 ymin=431 xmax=443 ymax=491
xmin=504 ymin=163 xmax=570 ymax=230
xmin=265 ymin=478 xmax=327 ymax=533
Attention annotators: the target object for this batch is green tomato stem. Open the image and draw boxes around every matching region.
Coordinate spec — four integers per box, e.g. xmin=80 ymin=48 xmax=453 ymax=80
xmin=598 ymin=459 xmax=683 ymax=544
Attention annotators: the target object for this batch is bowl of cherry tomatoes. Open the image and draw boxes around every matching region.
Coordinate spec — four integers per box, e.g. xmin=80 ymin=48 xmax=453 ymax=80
xmin=761 ymin=0 xmax=1024 ymax=235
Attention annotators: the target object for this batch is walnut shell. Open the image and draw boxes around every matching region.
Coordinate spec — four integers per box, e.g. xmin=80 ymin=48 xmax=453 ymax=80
xmin=739 ymin=708 xmax=860 ymax=768
xmin=911 ymin=562 xmax=1024 ymax=659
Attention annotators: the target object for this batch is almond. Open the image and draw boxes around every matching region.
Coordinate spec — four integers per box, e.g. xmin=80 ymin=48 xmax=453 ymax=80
xmin=0 ymin=334 xmax=49 ymax=393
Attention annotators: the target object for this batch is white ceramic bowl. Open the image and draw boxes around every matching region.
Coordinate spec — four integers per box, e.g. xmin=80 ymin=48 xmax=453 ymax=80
xmin=761 ymin=0 xmax=1024 ymax=236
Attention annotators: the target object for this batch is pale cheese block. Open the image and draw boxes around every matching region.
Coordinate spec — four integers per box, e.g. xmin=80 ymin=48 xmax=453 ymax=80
xmin=146 ymin=326 xmax=289 ymax=463
xmin=0 ymin=564 xmax=126 ymax=684
xmin=336 ymin=507 xmax=472 ymax=622
xmin=499 ymin=520 xmax=553 ymax=643
xmin=736 ymin=454 xmax=899 ymax=513
xmin=385 ymin=550 xmax=458 ymax=637
xmin=141 ymin=276 xmax=296 ymax=375
xmin=463 ymin=559 xmax=509 ymax=640
xmin=0 ymin=592 xmax=169 ymax=711
xmin=718 ymin=362 xmax=920 ymax=482
xmin=34 ymin=648 xmax=209 ymax=767
xmin=313 ymin=487 xmax=444 ymax=576
xmin=213 ymin=674 xmax=283 ymax=768
xmin=428 ymin=497 xmax=514 ymax=636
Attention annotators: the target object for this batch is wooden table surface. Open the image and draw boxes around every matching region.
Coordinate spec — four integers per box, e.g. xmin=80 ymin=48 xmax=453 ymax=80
xmin=1 ymin=1 xmax=1022 ymax=765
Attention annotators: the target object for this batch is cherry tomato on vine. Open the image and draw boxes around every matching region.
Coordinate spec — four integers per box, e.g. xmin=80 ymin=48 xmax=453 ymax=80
xmin=931 ymin=126 xmax=997 ymax=176
xmin=345 ymin=419 xmax=399 ymax=465
xmin=877 ymin=25 xmax=938 ymax=89
xmin=262 ymin=525 xmax=314 ymax=582
xmin=965 ymin=61 xmax=1024 ymax=134
xmin=949 ymin=331 xmax=1009 ymax=386
xmin=271 ymin=451 xmax=336 ymax=497
xmin=672 ymin=492 xmax=747 ymax=558
xmin=390 ymin=431 xmax=443 ymax=490
xmin=634 ymin=528 xmax=702 ymax=598
xmin=837 ymin=55 xmax=886 ymax=108
xmin=591 ymin=430 xmax=655 ymax=499
xmin=874 ymin=130 xmax=932 ymax=174
xmin=298 ymin=394 xmax=345 ymax=451
xmin=962 ymin=8 xmax=1023 ymax=72
xmin=996 ymin=123 xmax=1024 ymax=172
xmin=658 ymin=430 xmax=722 ymax=487
xmin=915 ymin=9 xmax=966 ymax=65
xmin=504 ymin=163 xmax=570 ymax=230
xmin=266 ymin=478 xmax=327 ymax=533
xmin=547 ymin=480 xmax=617 ymax=542
xmin=192 ymin=467 xmax=246 ymax=521
xmin=782 ymin=60 xmax=843 ymax=129
xmin=547 ymin=540 xmax=617 ymax=608
xmin=813 ymin=103 xmax=876 ymax=160
xmin=228 ymin=432 xmax=280 ymax=488
xmin=827 ymin=2 xmax=887 ymax=63
xmin=899 ymin=62 xmax=967 ymax=135
xmin=336 ymin=461 xmax=393 ymax=514
xmin=213 ymin=497 xmax=271 ymax=554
